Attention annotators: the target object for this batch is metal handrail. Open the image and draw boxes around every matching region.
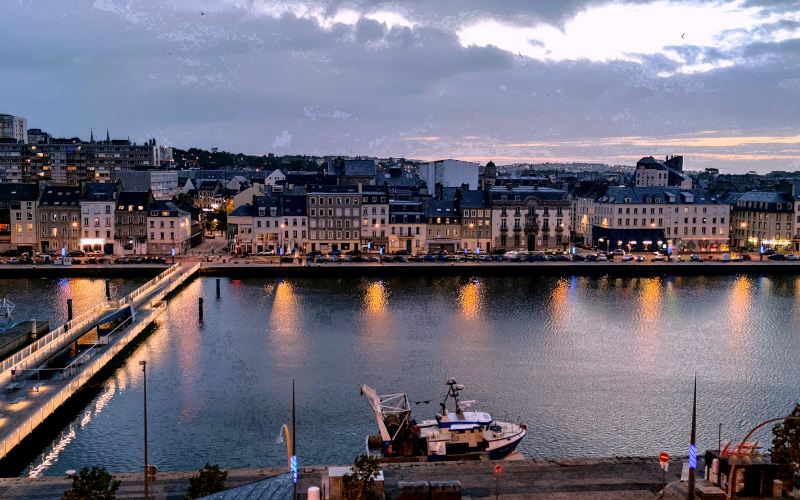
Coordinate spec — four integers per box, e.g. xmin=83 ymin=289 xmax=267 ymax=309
xmin=62 ymin=315 xmax=133 ymax=378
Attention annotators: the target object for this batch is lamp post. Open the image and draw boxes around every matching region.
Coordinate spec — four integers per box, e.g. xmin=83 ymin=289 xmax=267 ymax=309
xmin=139 ymin=360 xmax=148 ymax=500
xmin=280 ymin=223 xmax=286 ymax=260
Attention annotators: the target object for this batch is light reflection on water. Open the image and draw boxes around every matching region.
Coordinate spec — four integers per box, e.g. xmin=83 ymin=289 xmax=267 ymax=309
xmin=10 ymin=274 xmax=800 ymax=477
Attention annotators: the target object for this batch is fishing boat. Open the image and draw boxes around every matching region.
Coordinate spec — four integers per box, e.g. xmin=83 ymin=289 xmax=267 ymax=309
xmin=360 ymin=378 xmax=526 ymax=462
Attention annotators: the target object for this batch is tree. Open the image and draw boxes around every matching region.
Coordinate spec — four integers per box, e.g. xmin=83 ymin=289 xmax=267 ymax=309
xmin=184 ymin=463 xmax=228 ymax=500
xmin=62 ymin=467 xmax=121 ymax=500
xmin=773 ymin=404 xmax=800 ymax=485
xmin=342 ymin=454 xmax=381 ymax=500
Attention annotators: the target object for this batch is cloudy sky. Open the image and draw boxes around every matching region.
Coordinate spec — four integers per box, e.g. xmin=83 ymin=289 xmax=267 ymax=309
xmin=3 ymin=0 xmax=800 ymax=172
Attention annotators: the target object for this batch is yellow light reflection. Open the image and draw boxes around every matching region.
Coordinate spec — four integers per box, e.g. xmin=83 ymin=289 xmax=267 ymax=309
xmin=633 ymin=278 xmax=664 ymax=364
xmin=365 ymin=281 xmax=388 ymax=316
xmin=549 ymin=278 xmax=569 ymax=327
xmin=458 ymin=279 xmax=482 ymax=320
xmin=726 ymin=276 xmax=753 ymax=354
xmin=268 ymin=281 xmax=307 ymax=368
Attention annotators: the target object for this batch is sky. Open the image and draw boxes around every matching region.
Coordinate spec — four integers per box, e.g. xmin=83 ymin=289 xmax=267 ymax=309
xmin=3 ymin=0 xmax=800 ymax=173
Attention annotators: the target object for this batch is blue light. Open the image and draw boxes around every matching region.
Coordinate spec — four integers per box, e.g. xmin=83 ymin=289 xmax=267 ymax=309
xmin=290 ymin=455 xmax=297 ymax=483
xmin=379 ymin=247 xmax=383 ymax=255
xmin=171 ymin=248 xmax=175 ymax=256
xmin=760 ymin=246 xmax=765 ymax=254
xmin=61 ymin=248 xmax=66 ymax=257
xmin=367 ymin=242 xmax=372 ymax=250
xmin=279 ymin=247 xmax=284 ymax=256
xmin=477 ymin=247 xmax=481 ymax=255
xmin=571 ymin=246 xmax=576 ymax=255
xmin=689 ymin=444 xmax=697 ymax=469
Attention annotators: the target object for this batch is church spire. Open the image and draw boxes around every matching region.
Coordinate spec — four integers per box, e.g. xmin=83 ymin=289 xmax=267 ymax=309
xmin=106 ymin=128 xmax=110 ymax=143
xmin=90 ymin=128 xmax=94 ymax=143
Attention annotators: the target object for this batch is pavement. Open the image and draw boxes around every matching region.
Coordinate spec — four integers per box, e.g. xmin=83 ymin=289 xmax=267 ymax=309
xmin=0 ymin=457 xmax=692 ymax=500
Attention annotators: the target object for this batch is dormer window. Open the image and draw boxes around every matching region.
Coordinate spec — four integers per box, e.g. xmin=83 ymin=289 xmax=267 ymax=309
xmin=119 ymin=205 xmax=124 ymax=210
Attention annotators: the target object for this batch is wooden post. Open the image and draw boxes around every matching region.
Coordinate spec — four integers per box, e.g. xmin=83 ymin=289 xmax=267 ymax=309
xmin=216 ymin=278 xmax=220 ymax=297
xmin=199 ymin=297 xmax=203 ymax=321
xmin=67 ymin=299 xmax=73 ymax=321
xmin=105 ymin=280 xmax=111 ymax=300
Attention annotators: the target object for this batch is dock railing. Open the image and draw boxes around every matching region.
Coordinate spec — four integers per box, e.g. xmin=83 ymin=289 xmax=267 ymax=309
xmin=2 ymin=264 xmax=182 ymax=383
xmin=0 ymin=300 xmax=169 ymax=460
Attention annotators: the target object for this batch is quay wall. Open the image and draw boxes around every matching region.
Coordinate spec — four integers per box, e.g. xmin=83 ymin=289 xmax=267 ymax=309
xmin=195 ymin=262 xmax=800 ymax=278
xmin=0 ymin=264 xmax=199 ymax=461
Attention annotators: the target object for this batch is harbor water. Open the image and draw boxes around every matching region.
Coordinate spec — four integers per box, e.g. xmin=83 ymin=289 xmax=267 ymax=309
xmin=4 ymin=274 xmax=800 ymax=477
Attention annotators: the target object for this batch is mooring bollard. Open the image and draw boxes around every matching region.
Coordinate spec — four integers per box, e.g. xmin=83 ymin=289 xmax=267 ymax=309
xmin=216 ymin=278 xmax=220 ymax=297
xmin=67 ymin=298 xmax=73 ymax=321
xmin=199 ymin=297 xmax=204 ymax=321
xmin=105 ymin=280 xmax=111 ymax=300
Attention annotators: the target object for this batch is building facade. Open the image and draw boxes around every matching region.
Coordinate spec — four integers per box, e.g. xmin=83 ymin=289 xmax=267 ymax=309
xmin=79 ymin=183 xmax=119 ymax=254
xmin=0 ymin=183 xmax=38 ymax=253
xmin=590 ymin=186 xmax=729 ymax=253
xmin=115 ymin=191 xmax=152 ymax=255
xmin=460 ymin=190 xmax=492 ymax=253
xmin=307 ymin=185 xmax=362 ymax=253
xmin=0 ymin=115 xmax=27 ymax=143
xmin=729 ymin=191 xmax=796 ymax=251
xmin=147 ymin=201 xmax=191 ymax=255
xmin=388 ymin=198 xmax=425 ymax=254
xmin=361 ymin=186 xmax=389 ymax=252
xmin=38 ymin=186 xmax=82 ymax=253
xmin=115 ymin=171 xmax=179 ymax=201
xmin=490 ymin=186 xmax=571 ymax=253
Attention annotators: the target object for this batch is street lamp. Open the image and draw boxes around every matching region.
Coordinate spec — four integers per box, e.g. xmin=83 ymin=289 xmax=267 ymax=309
xmin=139 ymin=360 xmax=148 ymax=500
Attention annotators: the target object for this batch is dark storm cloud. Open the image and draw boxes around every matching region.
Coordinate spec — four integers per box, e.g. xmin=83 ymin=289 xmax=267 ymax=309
xmin=2 ymin=0 xmax=800 ymax=171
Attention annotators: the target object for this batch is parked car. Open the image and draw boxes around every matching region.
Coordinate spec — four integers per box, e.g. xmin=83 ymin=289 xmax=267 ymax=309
xmin=787 ymin=254 xmax=799 ymax=261
xmin=597 ymin=253 xmax=608 ymax=261
xmin=612 ymin=249 xmax=625 ymax=256
xmin=69 ymin=250 xmax=85 ymax=257
xmin=635 ymin=255 xmax=645 ymax=262
xmin=572 ymin=254 xmax=586 ymax=261
xmin=622 ymin=254 xmax=634 ymax=262
xmin=768 ymin=253 xmax=787 ymax=261
xmin=307 ymin=251 xmax=322 ymax=257
xmin=258 ymin=250 xmax=275 ymax=256
xmin=409 ymin=255 xmax=424 ymax=262
xmin=690 ymin=254 xmax=701 ymax=261
xmin=741 ymin=254 xmax=752 ymax=261
xmin=556 ymin=255 xmax=571 ymax=261
xmin=382 ymin=256 xmax=395 ymax=262
xmin=395 ymin=255 xmax=408 ymax=262
xmin=653 ymin=252 xmax=665 ymax=261
xmin=353 ymin=255 xmax=369 ymax=262
xmin=763 ymin=249 xmax=776 ymax=256
xmin=587 ymin=254 xmax=598 ymax=262
xmin=327 ymin=255 xmax=339 ymax=262
xmin=370 ymin=256 xmax=381 ymax=262
xmin=314 ymin=255 xmax=326 ymax=263
xmin=423 ymin=255 xmax=436 ymax=262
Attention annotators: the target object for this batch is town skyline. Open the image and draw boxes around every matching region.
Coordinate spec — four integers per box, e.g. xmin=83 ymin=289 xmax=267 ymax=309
xmin=3 ymin=0 xmax=800 ymax=173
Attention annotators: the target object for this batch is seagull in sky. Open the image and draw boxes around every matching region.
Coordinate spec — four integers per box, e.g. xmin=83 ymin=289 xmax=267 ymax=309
xmin=682 ymin=33 xmax=685 ymax=38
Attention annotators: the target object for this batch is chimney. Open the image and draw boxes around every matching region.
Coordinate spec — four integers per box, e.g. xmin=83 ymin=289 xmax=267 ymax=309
xmin=455 ymin=187 xmax=462 ymax=202
xmin=461 ymin=183 xmax=470 ymax=191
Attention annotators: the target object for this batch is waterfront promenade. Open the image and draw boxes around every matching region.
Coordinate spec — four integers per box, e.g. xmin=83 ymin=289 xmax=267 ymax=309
xmin=0 ymin=456 xmax=688 ymax=499
xmin=0 ymin=263 xmax=199 ymax=461
xmin=3 ymin=258 xmax=800 ymax=279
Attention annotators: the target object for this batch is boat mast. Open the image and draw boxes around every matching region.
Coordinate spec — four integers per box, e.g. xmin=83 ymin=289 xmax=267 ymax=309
xmin=443 ymin=379 xmax=464 ymax=416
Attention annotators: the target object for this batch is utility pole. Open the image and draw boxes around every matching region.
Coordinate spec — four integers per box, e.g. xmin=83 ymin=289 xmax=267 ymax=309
xmin=292 ymin=379 xmax=296 ymax=500
xmin=688 ymin=376 xmax=697 ymax=500
xmin=139 ymin=360 xmax=148 ymax=500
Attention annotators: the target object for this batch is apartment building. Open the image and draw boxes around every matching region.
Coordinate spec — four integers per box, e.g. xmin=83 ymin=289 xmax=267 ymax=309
xmin=0 ymin=183 xmax=38 ymax=253
xmin=79 ymin=183 xmax=119 ymax=254
xmin=490 ymin=186 xmax=571 ymax=252
xmin=38 ymin=186 xmax=82 ymax=253
xmin=425 ymin=199 xmax=462 ymax=253
xmin=147 ymin=201 xmax=191 ymax=255
xmin=388 ymin=198 xmax=425 ymax=254
xmin=460 ymin=189 xmax=492 ymax=253
xmin=729 ymin=191 xmax=796 ymax=252
xmin=115 ymin=191 xmax=152 ymax=255
xmin=307 ymin=185 xmax=362 ymax=253
xmin=361 ymin=185 xmax=389 ymax=252
xmin=591 ymin=186 xmax=729 ymax=253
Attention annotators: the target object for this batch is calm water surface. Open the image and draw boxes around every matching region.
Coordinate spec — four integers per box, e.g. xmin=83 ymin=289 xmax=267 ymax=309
xmin=7 ymin=274 xmax=800 ymax=477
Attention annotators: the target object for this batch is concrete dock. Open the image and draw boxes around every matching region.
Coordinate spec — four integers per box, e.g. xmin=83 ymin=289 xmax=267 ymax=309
xmin=0 ymin=263 xmax=200 ymax=460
